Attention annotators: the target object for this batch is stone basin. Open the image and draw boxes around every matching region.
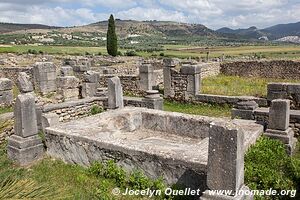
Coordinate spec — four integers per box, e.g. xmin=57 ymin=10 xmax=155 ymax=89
xmin=45 ymin=107 xmax=263 ymax=190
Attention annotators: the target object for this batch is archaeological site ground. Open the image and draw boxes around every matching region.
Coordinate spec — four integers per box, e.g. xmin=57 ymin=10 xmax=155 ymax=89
xmin=0 ymin=14 xmax=300 ymax=200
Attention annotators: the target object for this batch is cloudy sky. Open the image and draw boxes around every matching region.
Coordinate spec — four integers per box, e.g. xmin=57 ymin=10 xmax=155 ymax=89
xmin=0 ymin=0 xmax=299 ymax=30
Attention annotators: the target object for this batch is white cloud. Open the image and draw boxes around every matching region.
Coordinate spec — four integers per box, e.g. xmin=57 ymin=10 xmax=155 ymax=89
xmin=116 ymin=7 xmax=188 ymax=22
xmin=0 ymin=0 xmax=299 ymax=29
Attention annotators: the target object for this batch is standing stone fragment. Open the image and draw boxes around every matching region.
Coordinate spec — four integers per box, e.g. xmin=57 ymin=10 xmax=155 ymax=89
xmin=108 ymin=76 xmax=124 ymax=109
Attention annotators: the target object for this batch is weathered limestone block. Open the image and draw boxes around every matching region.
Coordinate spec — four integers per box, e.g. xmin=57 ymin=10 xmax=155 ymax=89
xmin=60 ymin=66 xmax=74 ymax=77
xmin=41 ymin=113 xmax=59 ymax=132
xmin=7 ymin=92 xmax=43 ymax=166
xmin=83 ymin=71 xmax=99 ymax=83
xmin=57 ymin=76 xmax=79 ymax=89
xmin=139 ymin=64 xmax=154 ymax=91
xmin=66 ymin=58 xmax=91 ymax=72
xmin=108 ymin=76 xmax=124 ymax=109
xmin=207 ymin=121 xmax=244 ymax=193
xmin=7 ymin=135 xmax=44 ymax=166
xmin=232 ymin=101 xmax=258 ymax=120
xmin=0 ymin=78 xmax=13 ymax=105
xmin=268 ymin=99 xmax=290 ymax=130
xmin=58 ymin=88 xmax=79 ymax=101
xmin=82 ymin=83 xmax=97 ymax=98
xmin=265 ymin=99 xmax=297 ymax=154
xmin=33 ymin=62 xmax=57 ymax=94
xmin=0 ymin=78 xmax=13 ymax=91
xmin=17 ymin=72 xmax=33 ymax=93
xmin=14 ymin=93 xmax=38 ymax=138
xmin=142 ymin=90 xmax=163 ymax=110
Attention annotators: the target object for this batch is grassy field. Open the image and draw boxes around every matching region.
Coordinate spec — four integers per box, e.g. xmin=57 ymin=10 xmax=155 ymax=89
xmin=163 ymin=100 xmax=231 ymax=118
xmin=201 ymin=75 xmax=300 ymax=97
xmin=162 ymin=44 xmax=300 ymax=59
xmin=0 ymin=44 xmax=300 ymax=59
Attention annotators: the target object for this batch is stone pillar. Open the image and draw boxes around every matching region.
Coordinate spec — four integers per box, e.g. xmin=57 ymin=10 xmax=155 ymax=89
xmin=108 ymin=76 xmax=124 ymax=109
xmin=180 ymin=64 xmax=201 ymax=101
xmin=82 ymin=71 xmax=99 ymax=98
xmin=163 ymin=58 xmax=177 ymax=98
xmin=265 ymin=99 xmax=296 ymax=155
xmin=33 ymin=62 xmax=57 ymax=95
xmin=57 ymin=75 xmax=79 ymax=101
xmin=202 ymin=121 xmax=252 ymax=200
xmin=7 ymin=72 xmax=44 ymax=166
xmin=231 ymin=101 xmax=258 ymax=120
xmin=0 ymin=78 xmax=13 ymax=106
xmin=139 ymin=63 xmax=154 ymax=91
xmin=142 ymin=90 xmax=163 ymax=110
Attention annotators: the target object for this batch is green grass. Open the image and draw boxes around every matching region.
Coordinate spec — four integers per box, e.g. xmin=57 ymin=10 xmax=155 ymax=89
xmin=1 ymin=44 xmax=300 ymax=59
xmin=0 ymin=45 xmax=109 ymax=55
xmin=163 ymin=100 xmax=231 ymax=117
xmin=0 ymin=106 xmax=13 ymax=115
xmin=245 ymin=136 xmax=300 ymax=200
xmin=202 ymin=75 xmax=300 ymax=97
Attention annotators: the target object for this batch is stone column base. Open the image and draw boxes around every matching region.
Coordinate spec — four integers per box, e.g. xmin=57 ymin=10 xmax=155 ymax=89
xmin=7 ymin=135 xmax=44 ymax=166
xmin=265 ymin=128 xmax=297 ymax=155
xmin=200 ymin=185 xmax=253 ymax=200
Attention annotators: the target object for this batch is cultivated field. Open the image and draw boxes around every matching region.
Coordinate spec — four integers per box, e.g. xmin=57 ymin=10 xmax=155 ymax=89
xmin=0 ymin=44 xmax=300 ymax=59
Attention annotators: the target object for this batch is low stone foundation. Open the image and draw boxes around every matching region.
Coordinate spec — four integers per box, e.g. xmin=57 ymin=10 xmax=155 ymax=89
xmin=45 ymin=108 xmax=263 ymax=195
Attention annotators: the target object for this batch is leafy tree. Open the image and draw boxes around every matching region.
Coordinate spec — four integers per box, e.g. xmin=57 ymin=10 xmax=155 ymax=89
xmin=106 ymin=14 xmax=118 ymax=56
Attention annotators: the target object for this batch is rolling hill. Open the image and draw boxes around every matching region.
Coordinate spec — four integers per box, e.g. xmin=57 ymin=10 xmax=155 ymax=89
xmin=217 ymin=21 xmax=300 ymax=42
xmin=0 ymin=22 xmax=59 ymax=34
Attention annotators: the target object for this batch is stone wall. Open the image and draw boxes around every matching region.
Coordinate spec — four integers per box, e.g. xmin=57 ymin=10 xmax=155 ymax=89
xmin=0 ymin=67 xmax=33 ymax=84
xmin=221 ymin=60 xmax=300 ymax=79
xmin=99 ymin=75 xmax=141 ymax=96
xmin=199 ymin=62 xmax=220 ymax=78
xmin=267 ymin=83 xmax=300 ymax=109
xmin=40 ymin=97 xmax=107 ymax=122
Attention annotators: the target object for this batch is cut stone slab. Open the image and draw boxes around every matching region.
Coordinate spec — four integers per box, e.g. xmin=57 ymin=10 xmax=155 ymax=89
xmin=0 ymin=90 xmax=13 ymax=105
xmin=60 ymin=66 xmax=74 ymax=76
xmin=7 ymin=135 xmax=44 ymax=166
xmin=0 ymin=78 xmax=13 ymax=91
xmin=14 ymin=93 xmax=38 ymax=138
xmin=108 ymin=76 xmax=124 ymax=109
xmin=57 ymin=76 xmax=79 ymax=89
xmin=268 ymin=99 xmax=290 ymax=131
xmin=41 ymin=113 xmax=60 ymax=132
xmin=207 ymin=121 xmax=244 ymax=193
xmin=82 ymin=83 xmax=97 ymax=98
xmin=17 ymin=72 xmax=33 ymax=93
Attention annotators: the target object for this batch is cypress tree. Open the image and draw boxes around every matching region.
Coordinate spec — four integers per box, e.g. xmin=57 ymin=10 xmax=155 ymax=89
xmin=107 ymin=14 xmax=118 ymax=57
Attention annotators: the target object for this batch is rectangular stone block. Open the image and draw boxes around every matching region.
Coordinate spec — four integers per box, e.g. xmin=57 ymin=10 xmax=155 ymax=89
xmin=108 ymin=77 xmax=124 ymax=109
xmin=7 ymin=135 xmax=44 ymax=166
xmin=41 ymin=113 xmax=59 ymax=132
xmin=139 ymin=64 xmax=154 ymax=73
xmin=0 ymin=90 xmax=13 ymax=105
xmin=60 ymin=66 xmax=74 ymax=76
xmin=267 ymin=83 xmax=287 ymax=92
xmin=82 ymin=83 xmax=97 ymax=98
xmin=57 ymin=76 xmax=79 ymax=89
xmin=207 ymin=121 xmax=244 ymax=193
xmin=0 ymin=78 xmax=13 ymax=91
xmin=83 ymin=71 xmax=99 ymax=83
xmin=180 ymin=64 xmax=201 ymax=75
xmin=163 ymin=67 xmax=172 ymax=97
xmin=265 ymin=128 xmax=294 ymax=144
xmin=14 ymin=93 xmax=38 ymax=138
xmin=58 ymin=88 xmax=79 ymax=101
xmin=231 ymin=109 xmax=254 ymax=120
xmin=268 ymin=99 xmax=290 ymax=130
